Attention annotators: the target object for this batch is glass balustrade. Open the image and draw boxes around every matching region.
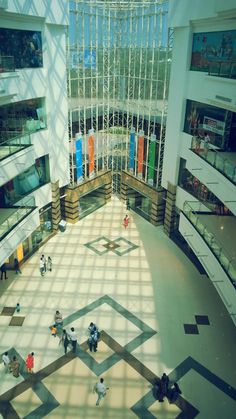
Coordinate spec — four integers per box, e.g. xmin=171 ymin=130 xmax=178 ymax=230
xmin=183 ymin=201 xmax=236 ymax=286
xmin=0 ymin=134 xmax=31 ymax=161
xmin=0 ymin=196 xmax=36 ymax=241
xmin=191 ymin=137 xmax=236 ymax=184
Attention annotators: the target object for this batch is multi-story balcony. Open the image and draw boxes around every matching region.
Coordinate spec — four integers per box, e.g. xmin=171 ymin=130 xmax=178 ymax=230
xmin=179 ymin=201 xmax=236 ymax=325
xmin=190 ymin=137 xmax=236 ymax=184
xmin=183 ymin=201 xmax=236 ymax=285
xmin=181 ymin=139 xmax=236 ymax=215
xmin=0 ymin=134 xmax=35 ymax=187
xmin=0 ymin=196 xmax=40 ymax=266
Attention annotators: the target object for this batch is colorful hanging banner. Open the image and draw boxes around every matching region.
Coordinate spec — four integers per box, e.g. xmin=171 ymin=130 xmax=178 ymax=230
xmin=137 ymin=130 xmax=144 ymax=179
xmin=129 ymin=127 xmax=135 ymax=173
xmin=75 ymin=132 xmax=83 ymax=183
xmin=148 ymin=134 xmax=156 ymax=186
xmin=88 ymin=129 xmax=95 ymax=178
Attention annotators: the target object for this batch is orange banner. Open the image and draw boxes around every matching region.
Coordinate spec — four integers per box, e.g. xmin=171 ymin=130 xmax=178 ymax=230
xmin=137 ymin=134 xmax=144 ymax=176
xmin=88 ymin=132 xmax=95 ymax=176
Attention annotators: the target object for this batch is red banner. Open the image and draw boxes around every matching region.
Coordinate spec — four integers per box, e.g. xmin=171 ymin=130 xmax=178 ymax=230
xmin=137 ymin=132 xmax=144 ymax=177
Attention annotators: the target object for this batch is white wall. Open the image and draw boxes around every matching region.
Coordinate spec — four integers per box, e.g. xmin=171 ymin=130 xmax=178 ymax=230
xmin=0 ymin=2 xmax=69 ymax=190
xmin=162 ymin=26 xmax=191 ymax=189
xmin=3 ymin=0 xmax=68 ymax=25
xmin=163 ymin=0 xmax=236 ymax=191
xmin=168 ymin=0 xmax=236 ymax=28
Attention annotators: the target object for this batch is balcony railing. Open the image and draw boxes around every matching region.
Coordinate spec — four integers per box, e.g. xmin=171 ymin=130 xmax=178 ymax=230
xmin=191 ymin=137 xmax=236 ymax=185
xmin=0 ymin=196 xmax=36 ymax=241
xmin=208 ymin=61 xmax=236 ymax=79
xmin=183 ymin=201 xmax=236 ymax=287
xmin=0 ymin=55 xmax=15 ymax=73
xmin=0 ymin=133 xmax=32 ymax=161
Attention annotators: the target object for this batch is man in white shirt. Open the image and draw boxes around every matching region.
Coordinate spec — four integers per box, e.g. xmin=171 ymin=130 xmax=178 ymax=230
xmin=68 ymin=327 xmax=77 ymax=353
xmin=39 ymin=257 xmax=44 ymax=276
xmin=93 ymin=377 xmax=109 ymax=406
xmin=2 ymin=352 xmax=11 ymax=373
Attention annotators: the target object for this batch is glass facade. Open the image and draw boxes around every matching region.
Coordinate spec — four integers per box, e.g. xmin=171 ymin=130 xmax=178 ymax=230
xmin=78 ymin=188 xmax=106 ymax=219
xmin=68 ymin=1 xmax=171 ymax=189
xmin=0 ymin=28 xmax=43 ymax=70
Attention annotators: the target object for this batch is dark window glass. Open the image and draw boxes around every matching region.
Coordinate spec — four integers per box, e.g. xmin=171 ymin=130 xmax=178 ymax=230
xmin=0 ymin=28 xmax=43 ymax=69
xmin=190 ymin=30 xmax=236 ymax=78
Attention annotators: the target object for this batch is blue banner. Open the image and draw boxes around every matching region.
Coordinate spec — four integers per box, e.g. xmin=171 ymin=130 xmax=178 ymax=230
xmin=75 ymin=133 xmax=83 ymax=183
xmin=129 ymin=128 xmax=135 ymax=173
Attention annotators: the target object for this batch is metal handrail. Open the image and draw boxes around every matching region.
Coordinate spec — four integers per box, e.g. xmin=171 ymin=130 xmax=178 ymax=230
xmin=0 ymin=55 xmax=15 ymax=72
xmin=0 ymin=133 xmax=32 ymax=161
xmin=183 ymin=201 xmax=236 ymax=286
xmin=191 ymin=137 xmax=236 ymax=184
xmin=0 ymin=196 xmax=36 ymax=240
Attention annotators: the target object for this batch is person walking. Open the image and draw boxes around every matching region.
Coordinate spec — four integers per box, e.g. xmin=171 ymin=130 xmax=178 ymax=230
xmin=59 ymin=329 xmax=70 ymax=354
xmin=123 ymin=214 xmax=129 ymax=229
xmin=14 ymin=258 xmax=21 ymax=274
xmin=168 ymin=382 xmax=182 ymax=403
xmin=2 ymin=352 xmax=11 ymax=373
xmin=158 ymin=373 xmax=169 ymax=402
xmin=42 ymin=255 xmax=46 ymax=272
xmin=25 ymin=352 xmax=34 ymax=373
xmin=10 ymin=356 xmax=20 ymax=378
xmin=88 ymin=331 xmax=98 ymax=352
xmin=68 ymin=327 xmax=77 ymax=353
xmin=39 ymin=257 xmax=45 ymax=276
xmin=93 ymin=378 xmax=109 ymax=406
xmin=54 ymin=310 xmax=63 ymax=327
xmin=16 ymin=303 xmax=21 ymax=313
xmin=203 ymin=132 xmax=210 ymax=156
xmin=0 ymin=263 xmax=8 ymax=280
xmin=47 ymin=256 xmax=52 ymax=272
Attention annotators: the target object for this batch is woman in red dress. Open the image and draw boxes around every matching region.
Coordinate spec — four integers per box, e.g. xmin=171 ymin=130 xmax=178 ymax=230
xmin=123 ymin=214 xmax=129 ymax=229
xmin=26 ymin=352 xmax=34 ymax=373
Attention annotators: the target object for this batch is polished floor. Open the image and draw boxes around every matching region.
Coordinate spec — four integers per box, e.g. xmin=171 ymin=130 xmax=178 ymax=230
xmin=0 ymin=197 xmax=236 ymax=419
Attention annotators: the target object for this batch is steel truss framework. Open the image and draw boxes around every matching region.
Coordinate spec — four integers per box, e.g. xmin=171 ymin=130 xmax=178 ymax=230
xmin=68 ymin=0 xmax=171 ymax=192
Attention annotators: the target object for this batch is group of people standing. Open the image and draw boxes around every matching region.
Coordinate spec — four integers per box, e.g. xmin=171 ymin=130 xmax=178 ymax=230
xmin=39 ymin=254 xmax=52 ymax=276
xmin=54 ymin=316 xmax=100 ymax=355
xmin=153 ymin=373 xmax=182 ymax=404
xmin=2 ymin=352 xmax=35 ymax=377
xmin=50 ymin=313 xmax=100 ymax=355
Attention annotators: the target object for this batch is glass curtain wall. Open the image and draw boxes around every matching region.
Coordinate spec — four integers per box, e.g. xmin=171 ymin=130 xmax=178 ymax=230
xmin=68 ymin=0 xmax=170 ymax=190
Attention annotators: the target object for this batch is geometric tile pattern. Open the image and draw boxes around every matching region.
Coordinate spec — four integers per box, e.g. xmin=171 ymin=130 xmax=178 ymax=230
xmin=9 ymin=317 xmax=25 ymax=327
xmin=184 ymin=314 xmax=210 ymax=334
xmin=1 ymin=297 xmax=236 ymax=419
xmin=84 ymin=236 xmax=139 ymax=256
xmin=184 ymin=324 xmax=199 ymax=335
xmin=0 ymin=307 xmax=16 ymax=316
xmin=0 ymin=306 xmax=25 ymax=327
xmin=0 ymin=347 xmax=59 ymax=419
xmin=195 ymin=315 xmax=210 ymax=325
